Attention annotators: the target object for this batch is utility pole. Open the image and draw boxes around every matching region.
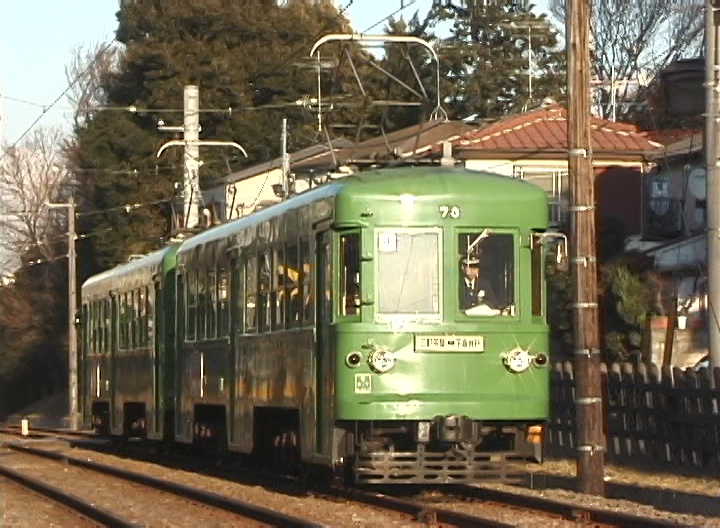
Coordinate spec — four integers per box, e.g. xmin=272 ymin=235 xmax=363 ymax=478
xmin=157 ymin=85 xmax=248 ymax=228
xmin=158 ymin=85 xmax=201 ymax=230
xmin=47 ymin=195 xmax=78 ymax=431
xmin=705 ymin=0 xmax=720 ymax=369
xmin=566 ymin=0 xmax=605 ymax=495
xmin=281 ymin=118 xmax=290 ymax=197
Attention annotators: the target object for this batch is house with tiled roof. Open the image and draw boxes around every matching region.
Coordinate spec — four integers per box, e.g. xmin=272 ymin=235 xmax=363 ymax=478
xmin=439 ymin=101 xmax=665 ymax=235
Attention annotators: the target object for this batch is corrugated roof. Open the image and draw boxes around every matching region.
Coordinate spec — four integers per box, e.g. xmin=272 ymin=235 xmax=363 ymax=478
xmin=293 ymin=119 xmax=475 ymax=171
xmin=453 ymin=104 xmax=663 ymax=153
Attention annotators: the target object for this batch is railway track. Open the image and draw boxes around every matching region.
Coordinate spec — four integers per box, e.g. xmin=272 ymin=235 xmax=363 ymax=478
xmin=2 ymin=435 xmax=516 ymax=528
xmin=0 ymin=462 xmax=134 ymax=527
xmin=1 ymin=440 xmax=324 ymax=528
xmin=450 ymin=484 xmax=685 ymax=528
xmin=0 ymin=426 xmax=697 ymax=527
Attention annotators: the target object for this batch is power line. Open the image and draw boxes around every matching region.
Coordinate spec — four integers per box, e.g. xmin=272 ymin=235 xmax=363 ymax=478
xmin=2 ymin=95 xmax=51 ymax=108
xmin=4 ymin=42 xmax=115 ymax=152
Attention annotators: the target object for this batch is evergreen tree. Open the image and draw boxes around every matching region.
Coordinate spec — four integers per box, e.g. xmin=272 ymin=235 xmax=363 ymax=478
xmin=374 ymin=15 xmax=443 ymax=131
xmin=69 ymin=1 xmax=355 ymax=270
xmin=432 ymin=4 xmax=565 ymax=120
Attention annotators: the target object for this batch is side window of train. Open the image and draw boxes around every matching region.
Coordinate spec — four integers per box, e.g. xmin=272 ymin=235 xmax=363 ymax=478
xmin=146 ymin=285 xmax=154 ymax=345
xmin=197 ymin=273 xmax=207 ymax=341
xmin=119 ymin=292 xmax=127 ymax=350
xmin=340 ymin=232 xmax=361 ymax=317
xmin=186 ymin=272 xmax=198 ymax=341
xmin=137 ymin=287 xmax=146 ymax=348
xmin=104 ymin=299 xmax=110 ymax=353
xmin=285 ymin=243 xmax=301 ymax=327
xmin=130 ymin=290 xmax=140 ymax=349
xmin=274 ymin=245 xmax=285 ymax=330
xmin=231 ymin=260 xmax=244 ymax=334
xmin=257 ymin=251 xmax=271 ymax=333
xmin=207 ymin=269 xmax=217 ymax=340
xmin=300 ymin=238 xmax=313 ymax=326
xmin=101 ymin=300 xmax=106 ymax=351
xmin=245 ymin=256 xmax=257 ymax=333
xmin=218 ymin=268 xmax=229 ymax=337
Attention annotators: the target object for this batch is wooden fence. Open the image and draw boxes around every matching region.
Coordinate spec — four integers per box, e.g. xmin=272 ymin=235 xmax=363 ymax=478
xmin=547 ymin=361 xmax=720 ymax=469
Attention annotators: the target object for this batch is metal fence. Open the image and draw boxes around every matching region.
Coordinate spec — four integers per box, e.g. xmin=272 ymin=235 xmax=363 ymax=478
xmin=547 ymin=361 xmax=720 ymax=468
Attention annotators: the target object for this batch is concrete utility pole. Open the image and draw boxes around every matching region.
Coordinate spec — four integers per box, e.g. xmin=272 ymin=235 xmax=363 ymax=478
xmin=157 ymin=85 xmax=248 ymax=230
xmin=47 ymin=195 xmax=78 ymax=431
xmin=705 ymin=0 xmax=720 ymax=369
xmin=158 ymin=85 xmax=201 ymax=229
xmin=566 ymin=0 xmax=605 ymax=495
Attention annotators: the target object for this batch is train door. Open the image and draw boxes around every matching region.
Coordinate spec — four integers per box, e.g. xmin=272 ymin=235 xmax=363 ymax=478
xmin=314 ymin=230 xmax=333 ymax=455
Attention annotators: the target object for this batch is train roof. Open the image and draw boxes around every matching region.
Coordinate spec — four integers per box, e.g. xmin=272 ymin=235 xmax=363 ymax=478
xmin=175 ymin=166 xmax=547 ymax=259
xmin=82 ymin=245 xmax=178 ymax=300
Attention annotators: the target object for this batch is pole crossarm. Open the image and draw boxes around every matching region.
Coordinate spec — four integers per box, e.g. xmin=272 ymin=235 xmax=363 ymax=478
xmin=310 ymin=34 xmax=439 ymax=63
xmin=309 ymin=33 xmax=447 ymax=121
xmin=156 ymin=140 xmax=249 ymax=159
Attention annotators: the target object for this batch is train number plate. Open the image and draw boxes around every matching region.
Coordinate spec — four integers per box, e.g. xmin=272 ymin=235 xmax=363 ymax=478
xmin=415 ymin=335 xmax=484 ymax=352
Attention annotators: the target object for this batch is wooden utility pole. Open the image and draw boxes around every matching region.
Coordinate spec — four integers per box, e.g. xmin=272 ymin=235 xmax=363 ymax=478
xmin=565 ymin=0 xmax=605 ymax=495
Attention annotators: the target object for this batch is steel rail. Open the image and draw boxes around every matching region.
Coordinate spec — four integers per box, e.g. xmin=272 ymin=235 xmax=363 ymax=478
xmin=3 ymin=441 xmax=326 ymax=528
xmin=455 ymin=485 xmax=683 ymax=528
xmin=0 ymin=463 xmax=135 ymax=527
xmin=336 ymin=487 xmax=515 ymax=528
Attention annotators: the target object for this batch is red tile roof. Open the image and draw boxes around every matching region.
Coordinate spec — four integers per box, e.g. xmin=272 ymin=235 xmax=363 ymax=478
xmin=454 ymin=104 xmax=663 ymax=153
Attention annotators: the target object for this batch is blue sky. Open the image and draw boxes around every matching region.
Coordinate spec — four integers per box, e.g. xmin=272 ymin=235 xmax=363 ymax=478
xmin=0 ymin=0 xmax=548 ymax=146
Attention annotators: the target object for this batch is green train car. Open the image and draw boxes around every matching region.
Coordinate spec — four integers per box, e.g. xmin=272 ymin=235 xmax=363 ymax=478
xmin=81 ymin=245 xmax=178 ymax=439
xmin=81 ymin=166 xmax=563 ymax=484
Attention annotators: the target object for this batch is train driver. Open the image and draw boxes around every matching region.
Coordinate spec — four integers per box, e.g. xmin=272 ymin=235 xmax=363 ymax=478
xmin=459 ymin=254 xmax=502 ymax=315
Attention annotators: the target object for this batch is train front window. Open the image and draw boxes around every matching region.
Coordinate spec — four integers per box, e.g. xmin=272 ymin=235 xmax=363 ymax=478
xmin=458 ymin=231 xmax=514 ymax=316
xmin=376 ymin=229 xmax=440 ymax=319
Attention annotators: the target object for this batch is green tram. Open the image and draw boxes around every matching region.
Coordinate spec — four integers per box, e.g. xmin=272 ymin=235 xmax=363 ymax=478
xmin=81 ymin=166 xmax=561 ymax=484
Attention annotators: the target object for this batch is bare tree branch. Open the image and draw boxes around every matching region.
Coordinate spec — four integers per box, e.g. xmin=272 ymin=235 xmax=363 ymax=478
xmin=65 ymin=42 xmax=121 ymax=129
xmin=0 ymin=128 xmax=72 ymax=273
xmin=549 ymin=0 xmax=703 ymax=120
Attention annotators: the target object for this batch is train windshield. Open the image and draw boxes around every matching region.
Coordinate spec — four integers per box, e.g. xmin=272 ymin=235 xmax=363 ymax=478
xmin=376 ymin=229 xmax=441 ymax=319
xmin=458 ymin=231 xmax=515 ymax=316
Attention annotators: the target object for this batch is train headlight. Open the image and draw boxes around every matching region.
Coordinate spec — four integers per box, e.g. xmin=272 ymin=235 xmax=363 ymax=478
xmin=501 ymin=348 xmax=533 ymax=373
xmin=345 ymin=352 xmax=363 ymax=367
xmin=533 ymin=353 xmax=549 ymax=367
xmin=367 ymin=347 xmax=395 ymax=374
